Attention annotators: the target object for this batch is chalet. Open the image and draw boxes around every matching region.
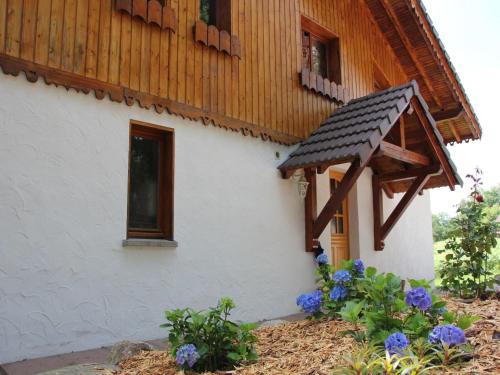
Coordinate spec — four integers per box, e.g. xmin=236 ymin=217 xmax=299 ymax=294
xmin=0 ymin=0 xmax=480 ymax=364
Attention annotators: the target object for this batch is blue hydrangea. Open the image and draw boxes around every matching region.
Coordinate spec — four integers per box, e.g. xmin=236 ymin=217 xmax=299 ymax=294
xmin=176 ymin=344 xmax=200 ymax=368
xmin=384 ymin=332 xmax=410 ymax=354
xmin=330 ymin=285 xmax=348 ymax=301
xmin=405 ymin=287 xmax=432 ymax=311
xmin=428 ymin=325 xmax=467 ymax=347
xmin=316 ymin=253 xmax=329 ymax=265
xmin=354 ymin=259 xmax=365 ymax=275
xmin=296 ymin=290 xmax=323 ymax=313
xmin=333 ymin=270 xmax=352 ymax=284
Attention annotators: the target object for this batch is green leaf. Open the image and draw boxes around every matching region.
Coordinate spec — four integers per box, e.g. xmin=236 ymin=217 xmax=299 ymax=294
xmin=456 ymin=315 xmax=480 ymax=330
xmin=365 ymin=266 xmax=377 ymax=278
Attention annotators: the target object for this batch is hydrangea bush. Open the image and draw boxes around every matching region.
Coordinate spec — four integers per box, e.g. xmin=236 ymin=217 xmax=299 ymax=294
xmin=297 ymin=254 xmax=477 ymax=371
xmin=162 ymin=298 xmax=257 ymax=372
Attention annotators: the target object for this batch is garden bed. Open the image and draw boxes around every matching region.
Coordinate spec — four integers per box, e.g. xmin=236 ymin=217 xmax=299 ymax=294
xmin=103 ymin=297 xmax=499 ymax=375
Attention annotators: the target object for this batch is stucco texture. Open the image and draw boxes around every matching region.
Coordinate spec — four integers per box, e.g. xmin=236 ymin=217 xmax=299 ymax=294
xmin=0 ymin=75 xmax=316 ymax=363
xmin=0 ymin=74 xmax=434 ymax=364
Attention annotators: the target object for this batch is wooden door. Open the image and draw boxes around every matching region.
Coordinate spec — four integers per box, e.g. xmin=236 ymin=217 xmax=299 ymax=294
xmin=330 ymin=170 xmax=350 ymax=269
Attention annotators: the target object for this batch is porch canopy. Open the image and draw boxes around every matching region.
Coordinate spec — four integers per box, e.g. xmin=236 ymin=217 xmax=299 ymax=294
xmin=279 ymin=81 xmax=461 ymax=252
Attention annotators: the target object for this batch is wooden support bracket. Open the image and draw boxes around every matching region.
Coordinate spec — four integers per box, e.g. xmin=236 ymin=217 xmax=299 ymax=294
xmin=373 ymin=170 xmax=434 ymax=250
xmin=312 ymin=160 xmax=365 ymax=239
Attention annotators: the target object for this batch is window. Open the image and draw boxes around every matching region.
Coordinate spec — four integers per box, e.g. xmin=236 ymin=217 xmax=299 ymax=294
xmin=301 ymin=17 xmax=341 ymax=85
xmin=200 ymin=0 xmax=231 ymax=33
xmin=127 ymin=122 xmax=174 ymax=240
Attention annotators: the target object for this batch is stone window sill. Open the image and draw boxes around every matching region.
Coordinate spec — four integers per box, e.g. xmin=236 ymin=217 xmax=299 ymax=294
xmin=122 ymin=239 xmax=178 ymax=248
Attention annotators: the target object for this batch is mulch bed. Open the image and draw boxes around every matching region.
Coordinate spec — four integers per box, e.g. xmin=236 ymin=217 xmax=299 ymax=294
xmin=103 ymin=297 xmax=499 ymax=374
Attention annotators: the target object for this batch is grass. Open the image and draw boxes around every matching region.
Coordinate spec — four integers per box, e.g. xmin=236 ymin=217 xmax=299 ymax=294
xmin=433 ymin=239 xmax=500 ymax=287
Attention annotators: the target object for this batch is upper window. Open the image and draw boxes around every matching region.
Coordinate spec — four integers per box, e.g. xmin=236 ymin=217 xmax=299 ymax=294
xmin=127 ymin=122 xmax=174 ymax=240
xmin=200 ymin=0 xmax=231 ymax=33
xmin=301 ymin=17 xmax=341 ymax=85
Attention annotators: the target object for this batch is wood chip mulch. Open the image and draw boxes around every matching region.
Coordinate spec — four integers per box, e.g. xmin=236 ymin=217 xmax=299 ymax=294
xmin=103 ymin=297 xmax=499 ymax=375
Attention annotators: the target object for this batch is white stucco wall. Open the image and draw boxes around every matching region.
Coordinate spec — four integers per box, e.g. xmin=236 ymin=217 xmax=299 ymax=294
xmin=0 ymin=75 xmax=317 ymax=363
xmin=0 ymin=74 xmax=434 ymax=363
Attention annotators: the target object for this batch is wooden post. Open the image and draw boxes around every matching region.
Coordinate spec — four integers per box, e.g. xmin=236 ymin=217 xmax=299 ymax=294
xmin=372 ymin=174 xmax=384 ymax=251
xmin=304 ymin=168 xmax=317 ymax=252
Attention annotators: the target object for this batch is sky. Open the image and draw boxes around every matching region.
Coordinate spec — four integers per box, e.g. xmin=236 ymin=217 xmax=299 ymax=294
xmin=421 ymin=0 xmax=500 ymax=215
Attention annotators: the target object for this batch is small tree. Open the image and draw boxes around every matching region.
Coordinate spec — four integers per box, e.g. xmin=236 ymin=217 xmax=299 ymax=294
xmin=432 ymin=212 xmax=451 ymax=242
xmin=438 ymin=168 xmax=498 ymax=298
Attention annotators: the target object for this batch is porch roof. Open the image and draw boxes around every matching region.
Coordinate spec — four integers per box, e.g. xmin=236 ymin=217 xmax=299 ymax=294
xmin=279 ymin=80 xmax=461 ymax=192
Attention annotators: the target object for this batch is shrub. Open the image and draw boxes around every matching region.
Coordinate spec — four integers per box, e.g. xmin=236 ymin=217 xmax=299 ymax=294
xmin=161 ymin=297 xmax=257 ymax=372
xmin=438 ymin=169 xmax=498 ymax=298
xmin=296 ymin=255 xmax=478 ymax=373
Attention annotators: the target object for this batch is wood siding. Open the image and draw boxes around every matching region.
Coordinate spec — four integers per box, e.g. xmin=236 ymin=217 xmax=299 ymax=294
xmin=0 ymin=0 xmax=408 ymax=141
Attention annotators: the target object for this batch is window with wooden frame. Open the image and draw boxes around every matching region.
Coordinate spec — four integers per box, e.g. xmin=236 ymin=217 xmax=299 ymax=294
xmin=200 ymin=0 xmax=231 ymax=33
xmin=127 ymin=122 xmax=174 ymax=240
xmin=301 ymin=17 xmax=341 ymax=85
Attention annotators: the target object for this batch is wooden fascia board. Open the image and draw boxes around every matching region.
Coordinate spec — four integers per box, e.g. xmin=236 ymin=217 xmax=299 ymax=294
xmin=411 ymin=97 xmax=457 ymax=189
xmin=407 ymin=0 xmax=481 ymax=139
xmin=376 ymin=141 xmax=431 ymax=166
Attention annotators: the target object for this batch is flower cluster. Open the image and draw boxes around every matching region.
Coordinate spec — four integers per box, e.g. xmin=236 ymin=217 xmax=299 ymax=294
xmin=296 ymin=290 xmax=323 ymax=313
xmin=405 ymin=287 xmax=432 ymax=311
xmin=333 ymin=270 xmax=352 ymax=284
xmin=384 ymin=332 xmax=410 ymax=355
xmin=175 ymin=344 xmax=200 ymax=368
xmin=354 ymin=259 xmax=365 ymax=275
xmin=315 ymin=253 xmax=329 ymax=265
xmin=330 ymin=285 xmax=348 ymax=301
xmin=429 ymin=325 xmax=467 ymax=347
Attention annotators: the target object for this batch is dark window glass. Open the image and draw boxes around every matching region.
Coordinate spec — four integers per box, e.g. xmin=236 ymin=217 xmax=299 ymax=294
xmin=200 ymin=0 xmax=231 ymax=32
xmin=311 ymin=39 xmax=328 ymax=78
xmin=127 ymin=123 xmax=174 ymax=240
xmin=129 ymin=136 xmax=160 ymax=230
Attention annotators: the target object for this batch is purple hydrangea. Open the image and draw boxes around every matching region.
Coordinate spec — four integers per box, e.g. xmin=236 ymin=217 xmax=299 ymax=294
xmin=354 ymin=259 xmax=365 ymax=275
xmin=316 ymin=253 xmax=329 ymax=265
xmin=384 ymin=332 xmax=410 ymax=354
xmin=296 ymin=290 xmax=323 ymax=313
xmin=333 ymin=270 xmax=352 ymax=284
xmin=405 ymin=287 xmax=432 ymax=311
xmin=428 ymin=325 xmax=467 ymax=347
xmin=330 ymin=285 xmax=348 ymax=301
xmin=176 ymin=344 xmax=200 ymax=368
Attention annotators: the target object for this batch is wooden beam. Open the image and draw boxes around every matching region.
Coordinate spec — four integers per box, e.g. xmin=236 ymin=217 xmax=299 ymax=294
xmin=313 ymin=160 xmax=364 ymax=238
xmin=378 ymin=164 xmax=442 ymax=183
xmin=376 ymin=141 xmax=430 ymax=166
xmin=281 ymin=168 xmax=296 ymax=179
xmin=304 ymin=168 xmax=317 ymax=252
xmin=399 ymin=116 xmax=406 ymax=149
xmin=381 ymin=173 xmax=431 ymax=241
xmin=412 ymin=98 xmax=456 ymax=190
xmin=372 ymin=174 xmax=384 ymax=250
xmin=432 ymin=107 xmax=463 ymax=122
xmin=449 ymin=123 xmax=462 ymax=143
xmin=380 ymin=0 xmax=443 ymax=109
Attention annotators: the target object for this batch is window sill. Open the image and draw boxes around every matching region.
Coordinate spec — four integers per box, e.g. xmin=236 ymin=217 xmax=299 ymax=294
xmin=194 ymin=20 xmax=241 ymax=58
xmin=122 ymin=239 xmax=178 ymax=248
xmin=300 ymin=68 xmax=350 ymax=104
